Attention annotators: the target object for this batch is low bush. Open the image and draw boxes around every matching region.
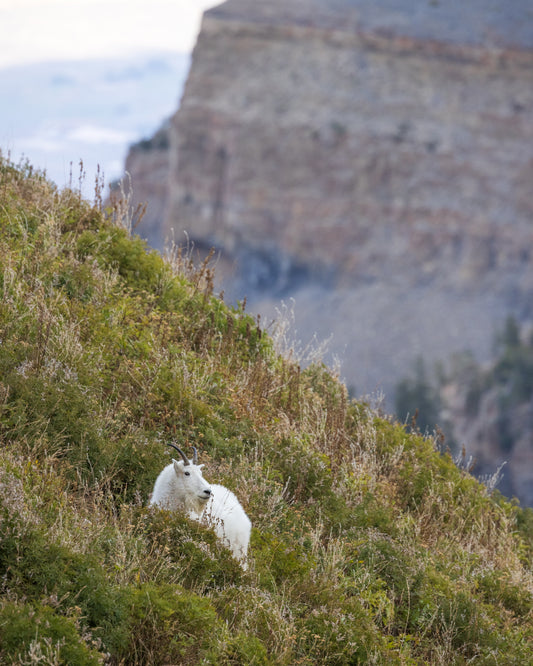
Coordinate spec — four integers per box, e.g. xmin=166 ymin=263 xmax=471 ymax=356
xmin=0 ymin=602 xmax=102 ymax=665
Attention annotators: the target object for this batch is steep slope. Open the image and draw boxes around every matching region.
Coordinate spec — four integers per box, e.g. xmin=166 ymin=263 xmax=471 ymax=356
xmin=1 ymin=156 xmax=533 ymax=664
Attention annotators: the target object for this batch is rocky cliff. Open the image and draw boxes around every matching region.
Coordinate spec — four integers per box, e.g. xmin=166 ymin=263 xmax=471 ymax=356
xmin=123 ymin=0 xmax=533 ymax=502
xmin=121 ymin=122 xmax=171 ymax=249
xmin=165 ymin=0 xmax=533 ymax=295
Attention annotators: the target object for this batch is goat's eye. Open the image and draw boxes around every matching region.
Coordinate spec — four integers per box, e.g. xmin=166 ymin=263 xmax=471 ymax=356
xmin=184 ymin=471 xmax=190 ymax=476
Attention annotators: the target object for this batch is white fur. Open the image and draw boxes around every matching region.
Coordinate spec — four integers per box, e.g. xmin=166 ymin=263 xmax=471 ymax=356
xmin=202 ymin=483 xmax=252 ymax=567
xmin=150 ymin=458 xmax=251 ymax=568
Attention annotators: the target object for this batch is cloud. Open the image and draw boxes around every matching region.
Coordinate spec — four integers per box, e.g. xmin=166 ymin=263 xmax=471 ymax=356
xmin=19 ymin=134 xmax=63 ymax=154
xmin=0 ymin=0 xmax=223 ymax=68
xmin=19 ymin=123 xmax=135 ymax=156
xmin=66 ymin=125 xmax=136 ymax=145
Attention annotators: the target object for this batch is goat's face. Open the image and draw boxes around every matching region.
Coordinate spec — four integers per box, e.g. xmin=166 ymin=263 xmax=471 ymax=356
xmin=172 ymin=459 xmax=212 ymax=503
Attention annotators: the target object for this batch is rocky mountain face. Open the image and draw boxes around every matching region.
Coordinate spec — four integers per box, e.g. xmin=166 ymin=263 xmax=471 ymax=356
xmin=122 ymin=123 xmax=171 ymax=249
xmin=164 ymin=0 xmax=533 ymax=293
xmin=123 ymin=0 xmax=533 ymax=504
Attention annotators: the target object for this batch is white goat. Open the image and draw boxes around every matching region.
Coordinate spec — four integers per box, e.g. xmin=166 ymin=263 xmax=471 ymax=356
xmin=150 ymin=443 xmax=251 ymax=568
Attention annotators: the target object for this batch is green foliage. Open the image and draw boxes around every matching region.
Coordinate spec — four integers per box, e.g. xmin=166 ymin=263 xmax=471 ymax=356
xmin=253 ymin=529 xmax=315 ymax=590
xmin=221 ymin=633 xmax=270 ymax=665
xmin=0 ymin=523 xmax=119 ymax=633
xmin=0 ymin=602 xmax=102 ymax=665
xmin=515 ymin=505 xmax=533 ymax=564
xmin=141 ymin=508 xmax=245 ymax=590
xmin=477 ymin=570 xmax=532 ymax=618
xmin=394 ymin=356 xmax=442 ymax=434
xmin=0 ymin=156 xmax=532 ymax=664
xmin=395 ymin=316 xmax=533 ymax=455
xmin=298 ymin=597 xmax=390 ymax=665
xmin=351 ymin=492 xmax=398 ymax=536
xmin=111 ymin=582 xmax=224 ymax=665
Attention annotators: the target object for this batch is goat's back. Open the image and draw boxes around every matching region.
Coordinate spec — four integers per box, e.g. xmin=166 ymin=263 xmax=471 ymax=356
xmin=149 ymin=464 xmax=179 ymax=509
xmin=204 ymin=484 xmax=251 ymax=564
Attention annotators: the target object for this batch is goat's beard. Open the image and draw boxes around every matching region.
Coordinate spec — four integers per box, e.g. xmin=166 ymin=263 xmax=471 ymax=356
xmin=186 ymin=495 xmax=210 ymax=519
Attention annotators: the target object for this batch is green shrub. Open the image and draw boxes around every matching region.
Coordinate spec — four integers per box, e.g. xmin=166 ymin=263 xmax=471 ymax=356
xmin=0 ymin=602 xmax=102 ymax=665
xmin=100 ymin=434 xmax=166 ymax=503
xmin=214 ymin=587 xmax=290 ymax=663
xmin=271 ymin=435 xmax=334 ymax=505
xmin=252 ymin=530 xmax=315 ymax=590
xmin=111 ymin=582 xmax=224 ymax=665
xmin=515 ymin=505 xmax=533 ymax=565
xmin=351 ymin=492 xmax=399 ymax=536
xmin=0 ymin=369 xmax=104 ymax=475
xmin=142 ymin=508 xmax=244 ymax=590
xmin=297 ymin=596 xmax=396 ymax=665
xmin=477 ymin=570 xmax=533 ymax=618
xmin=354 ymin=536 xmax=424 ymax=617
xmin=221 ymin=633 xmax=270 ymax=665
xmin=0 ymin=528 xmax=120 ymax=631
xmin=98 ymin=228 xmax=166 ymax=293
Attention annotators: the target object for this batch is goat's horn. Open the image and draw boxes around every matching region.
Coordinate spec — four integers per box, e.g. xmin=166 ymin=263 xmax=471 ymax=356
xmin=191 ymin=447 xmax=198 ymax=465
xmin=166 ymin=442 xmax=190 ymax=466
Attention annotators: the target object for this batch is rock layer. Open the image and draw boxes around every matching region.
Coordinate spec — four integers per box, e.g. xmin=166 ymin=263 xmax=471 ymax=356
xmin=164 ymin=0 xmax=533 ymax=301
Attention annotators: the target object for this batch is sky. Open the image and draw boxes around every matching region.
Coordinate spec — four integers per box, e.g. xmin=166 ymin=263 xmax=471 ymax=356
xmin=0 ymin=0 xmax=222 ymax=193
xmin=0 ymin=0 xmax=222 ymax=68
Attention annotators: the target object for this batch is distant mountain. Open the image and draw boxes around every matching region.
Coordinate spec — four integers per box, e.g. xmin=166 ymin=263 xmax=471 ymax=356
xmin=0 ymin=53 xmax=190 ymax=196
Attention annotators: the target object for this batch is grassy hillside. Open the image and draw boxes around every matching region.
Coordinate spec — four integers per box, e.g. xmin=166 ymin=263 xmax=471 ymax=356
xmin=1 ymin=155 xmax=532 ymax=665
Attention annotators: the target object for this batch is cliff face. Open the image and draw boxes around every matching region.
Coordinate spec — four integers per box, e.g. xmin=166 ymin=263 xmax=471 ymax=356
xmin=153 ymin=0 xmax=533 ymax=386
xmin=165 ymin=0 xmax=533 ymax=298
xmin=122 ymin=123 xmax=171 ymax=250
xmin=125 ymin=0 xmax=533 ymax=502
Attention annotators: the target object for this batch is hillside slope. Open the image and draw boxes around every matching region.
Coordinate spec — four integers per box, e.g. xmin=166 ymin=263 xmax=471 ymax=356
xmin=1 ymin=156 xmax=532 ymax=664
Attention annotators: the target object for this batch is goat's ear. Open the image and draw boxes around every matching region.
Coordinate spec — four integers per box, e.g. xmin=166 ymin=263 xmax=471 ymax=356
xmin=198 ymin=464 xmax=205 ymax=470
xmin=172 ymin=459 xmax=183 ymax=474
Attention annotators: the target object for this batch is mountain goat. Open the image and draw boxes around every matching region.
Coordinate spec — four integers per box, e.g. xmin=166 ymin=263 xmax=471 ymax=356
xmin=150 ymin=443 xmax=251 ymax=568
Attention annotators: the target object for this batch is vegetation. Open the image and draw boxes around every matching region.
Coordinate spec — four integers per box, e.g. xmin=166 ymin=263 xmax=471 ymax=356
xmin=130 ymin=123 xmax=170 ymax=153
xmin=1 ymin=155 xmax=532 ymax=665
xmin=394 ymin=357 xmax=442 ymax=436
xmin=395 ymin=317 xmax=533 ymax=456
xmin=492 ymin=317 xmax=533 ymax=410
